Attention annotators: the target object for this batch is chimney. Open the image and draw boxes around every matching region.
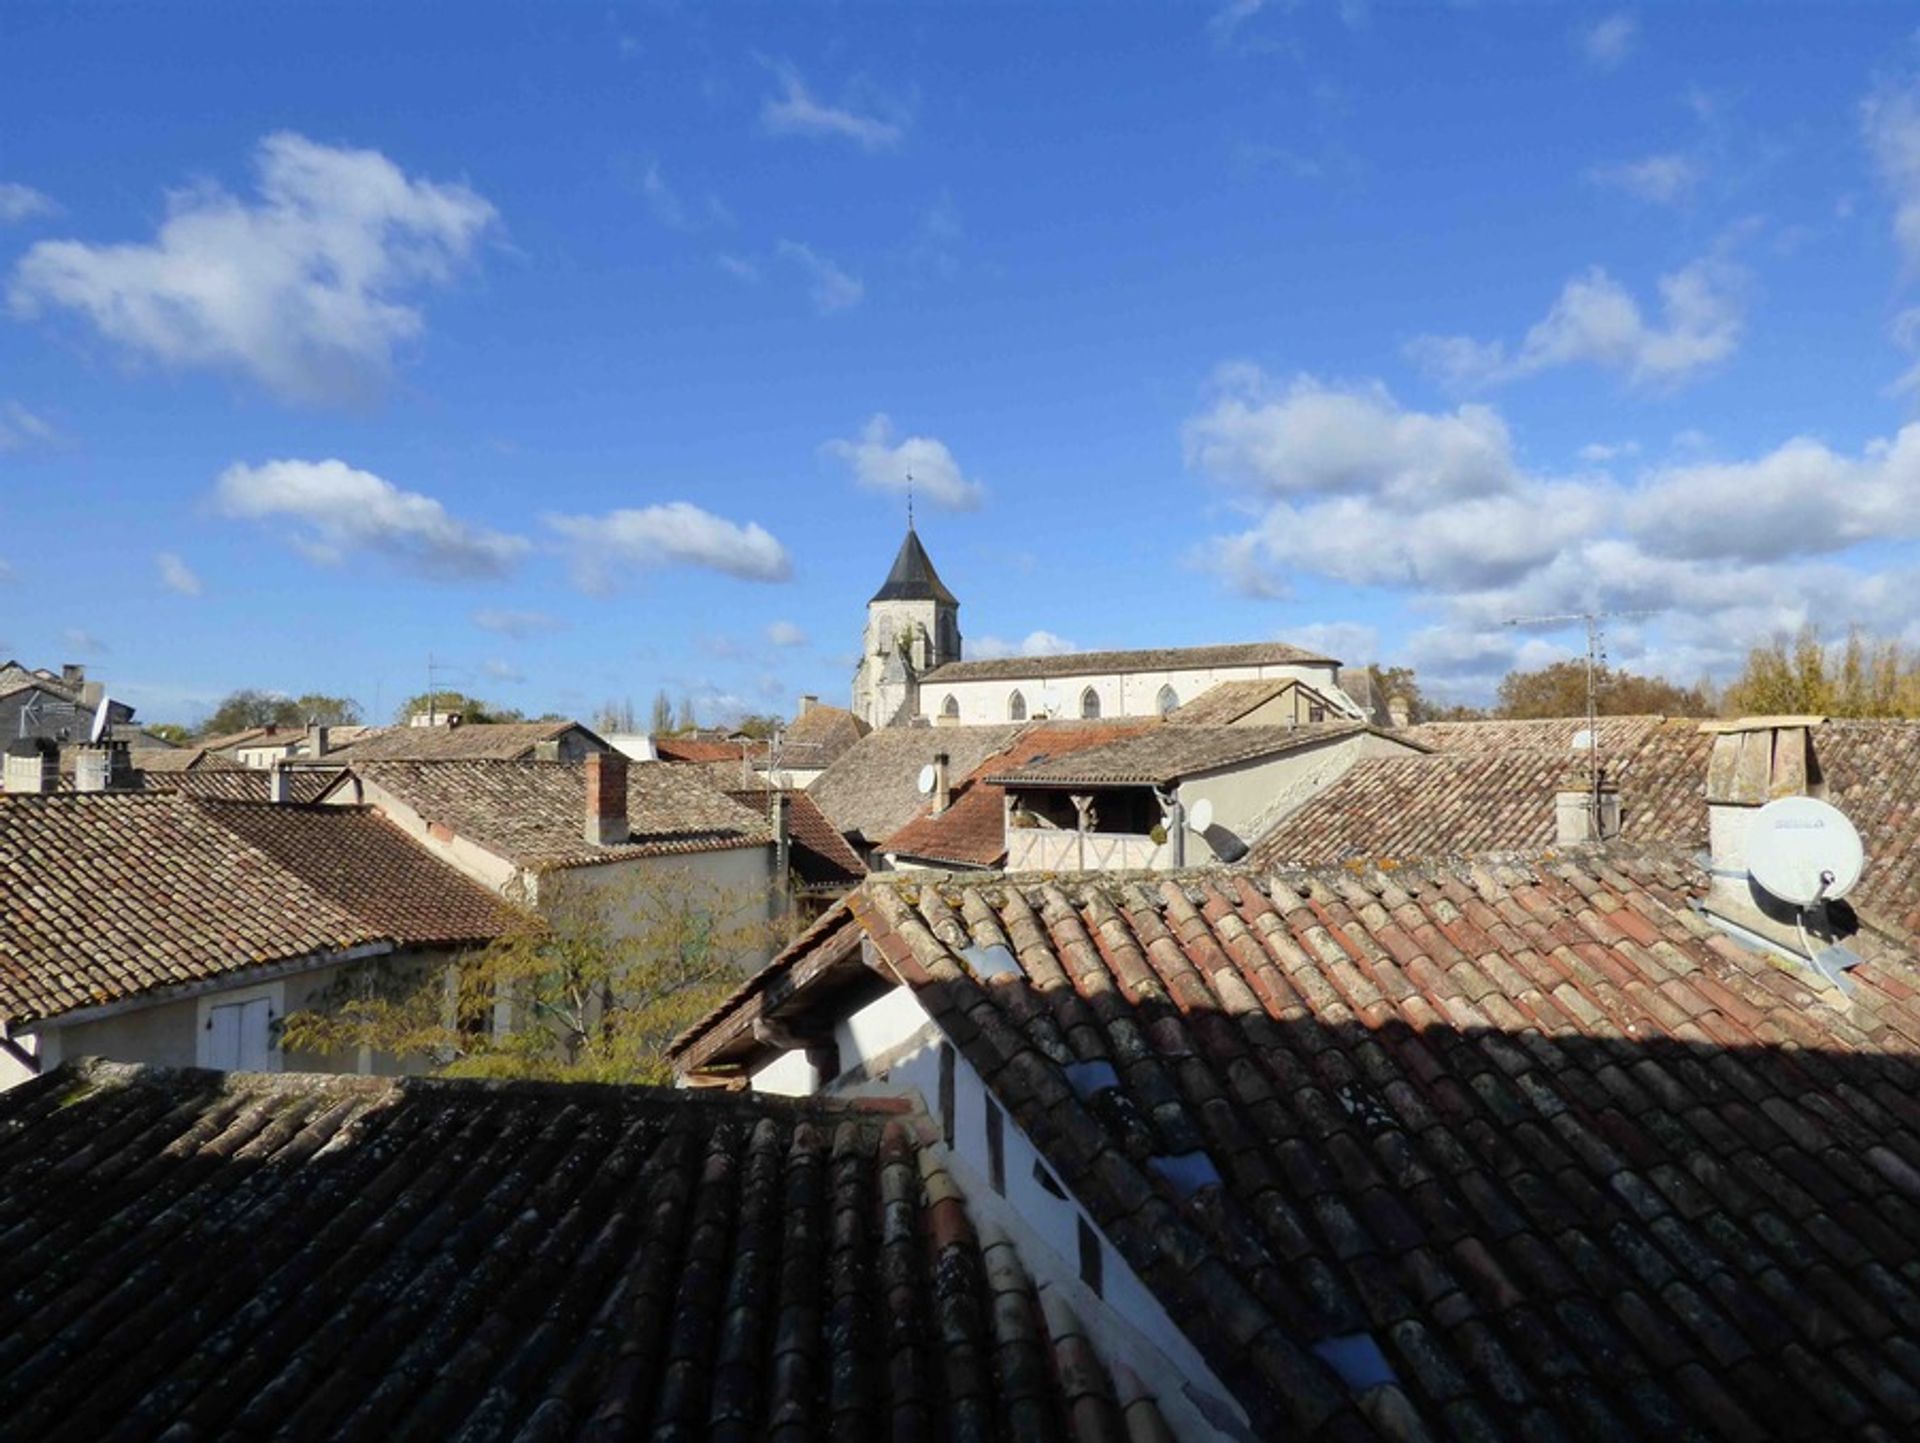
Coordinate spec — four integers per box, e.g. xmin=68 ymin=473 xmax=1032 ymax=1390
xmin=307 ymin=721 xmax=329 ymax=758
xmin=1386 ymin=694 xmax=1411 ymax=729
xmin=267 ymin=762 xmax=291 ymax=805
xmin=585 ymin=752 xmax=630 ymax=846
xmin=3 ymin=738 xmax=57 ymax=794
xmin=932 ymin=751 xmax=952 ymax=816
xmin=1554 ymin=763 xmax=1621 ymax=844
xmin=60 ymin=663 xmax=84 ymax=689
xmin=1702 ymin=716 xmax=1825 ymax=915
xmin=798 ymin=694 xmax=817 ymax=717
xmin=73 ymin=740 xmax=131 ymax=793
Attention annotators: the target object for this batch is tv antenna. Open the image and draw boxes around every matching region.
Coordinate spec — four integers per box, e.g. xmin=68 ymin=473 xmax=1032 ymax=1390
xmin=1503 ymin=608 xmax=1659 ymax=836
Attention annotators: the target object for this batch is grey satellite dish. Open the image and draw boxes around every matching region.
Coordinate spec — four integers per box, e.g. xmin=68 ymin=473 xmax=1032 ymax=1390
xmin=88 ymin=695 xmax=113 ymax=744
xmin=915 ymin=763 xmax=938 ymax=797
xmin=1747 ymin=796 xmax=1864 ymax=907
xmin=1188 ymin=797 xmax=1215 ymax=834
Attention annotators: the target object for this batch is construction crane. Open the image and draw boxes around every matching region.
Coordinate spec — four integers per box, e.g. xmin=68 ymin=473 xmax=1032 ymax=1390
xmin=1503 ymin=608 xmax=1659 ymax=836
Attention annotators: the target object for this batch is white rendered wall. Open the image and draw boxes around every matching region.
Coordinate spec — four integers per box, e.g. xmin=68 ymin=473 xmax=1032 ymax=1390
xmin=921 ymin=660 xmax=1352 ymax=726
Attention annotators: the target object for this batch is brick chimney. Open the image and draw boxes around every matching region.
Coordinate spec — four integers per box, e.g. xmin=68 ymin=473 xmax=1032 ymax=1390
xmin=1702 ymin=716 xmax=1825 ymax=915
xmin=1554 ymin=763 xmax=1621 ymax=844
xmin=932 ymin=751 xmax=952 ymax=816
xmin=585 ymin=752 xmax=630 ymax=846
xmin=3 ymin=738 xmax=57 ymax=794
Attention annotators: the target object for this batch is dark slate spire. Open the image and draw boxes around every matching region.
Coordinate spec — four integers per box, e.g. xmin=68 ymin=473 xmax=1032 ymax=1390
xmin=869 ymin=527 xmax=957 ymax=605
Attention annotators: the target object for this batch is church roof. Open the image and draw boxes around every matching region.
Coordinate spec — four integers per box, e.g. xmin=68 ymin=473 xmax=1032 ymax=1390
xmin=869 ymin=526 xmax=957 ymax=605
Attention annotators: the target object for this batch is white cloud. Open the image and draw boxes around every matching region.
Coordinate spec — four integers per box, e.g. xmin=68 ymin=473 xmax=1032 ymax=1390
xmin=472 ymin=608 xmax=560 ymax=637
xmin=1588 ymin=153 xmax=1699 ymax=205
xmin=640 ymin=161 xmax=727 ymax=231
xmin=1186 ymin=366 xmax=1920 ymax=696
xmin=760 ymin=62 xmax=904 ymax=151
xmin=1864 ymin=72 xmax=1920 ymax=269
xmin=214 ymin=458 xmax=527 ymax=578
xmin=1406 ymin=259 xmax=1744 ymax=390
xmin=717 ymin=254 xmax=763 ymax=284
xmin=1580 ymin=13 xmax=1638 ymax=70
xmin=0 ymin=182 xmax=57 ymax=224
xmin=777 ymin=240 xmax=862 ymax=313
xmin=766 ymin=619 xmax=808 ymax=647
xmin=969 ymin=630 xmax=1077 ymax=661
xmin=824 ymin=413 xmax=985 ymax=510
xmin=481 ymin=658 xmax=526 ymax=684
xmin=0 ymin=400 xmax=56 ymax=453
xmin=1578 ymin=439 xmax=1640 ymax=463
xmin=1284 ymin=621 xmax=1380 ymax=665
xmin=545 ymin=502 xmax=793 ymax=589
xmin=156 ymin=552 xmax=202 ymax=597
xmin=9 ymin=133 xmax=496 ymax=404
xmin=61 ymin=627 xmax=107 ymax=655
xmin=1206 ymin=0 xmax=1265 ymax=48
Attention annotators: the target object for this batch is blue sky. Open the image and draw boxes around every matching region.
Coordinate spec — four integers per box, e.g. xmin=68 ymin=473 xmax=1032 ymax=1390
xmin=4 ymin=3 xmax=1920 ymax=725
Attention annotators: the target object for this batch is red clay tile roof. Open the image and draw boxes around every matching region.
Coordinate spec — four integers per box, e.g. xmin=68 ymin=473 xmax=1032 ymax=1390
xmin=883 ymin=720 xmax=1160 ymax=869
xmin=921 ymin=639 xmax=1339 ymax=684
xmin=811 ymin=724 xmax=1028 ymax=846
xmin=772 ymin=703 xmax=870 ymax=772
xmin=351 ymin=758 xmax=771 ymax=869
xmin=159 ymin=766 xmax=340 ymax=804
xmin=333 ymin=719 xmax=605 ymax=761
xmin=725 ymin=786 xmax=867 ymax=889
xmin=706 ymin=852 xmax=1920 ymax=1438
xmin=1167 ymin=678 xmax=1347 ymax=726
xmin=0 ymin=1061 xmax=1170 ymax=1441
xmin=654 ymin=735 xmax=749 ymax=763
xmin=0 ymin=793 xmax=514 ymax=1025
xmin=985 ymin=722 xmax=1385 ymax=788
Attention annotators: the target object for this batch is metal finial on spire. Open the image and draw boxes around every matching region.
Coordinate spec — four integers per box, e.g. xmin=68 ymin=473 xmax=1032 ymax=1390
xmin=906 ymin=470 xmax=914 ymax=529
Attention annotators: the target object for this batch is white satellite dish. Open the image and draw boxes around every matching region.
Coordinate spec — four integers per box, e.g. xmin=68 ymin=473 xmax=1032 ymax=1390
xmin=1570 ymin=728 xmax=1594 ymax=752
xmin=915 ymin=763 xmax=938 ymax=797
xmin=1188 ymin=798 xmax=1215 ymax=834
xmin=1747 ymin=796 xmax=1864 ymax=907
xmin=88 ymin=695 xmax=113 ymax=744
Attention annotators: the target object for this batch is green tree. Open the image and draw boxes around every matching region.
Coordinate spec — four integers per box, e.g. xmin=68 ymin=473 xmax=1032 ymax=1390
xmin=731 ymin=713 xmax=782 ymax=741
xmin=200 ymin=689 xmax=302 ymax=735
xmin=1496 ymin=660 xmax=1711 ymax=720
xmin=391 ymin=691 xmax=520 ymax=725
xmin=293 ymin=693 xmax=362 ymax=725
xmin=141 ymin=723 xmax=193 ymax=746
xmin=281 ymin=868 xmax=786 ymax=1084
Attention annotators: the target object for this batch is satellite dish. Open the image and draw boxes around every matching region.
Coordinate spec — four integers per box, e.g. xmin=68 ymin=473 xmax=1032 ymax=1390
xmin=1570 ymin=728 xmax=1594 ymax=752
xmin=1188 ymin=798 xmax=1215 ymax=834
xmin=915 ymin=763 xmax=938 ymax=797
xmin=88 ymin=696 xmax=113 ymax=744
xmin=1747 ymin=796 xmax=1864 ymax=907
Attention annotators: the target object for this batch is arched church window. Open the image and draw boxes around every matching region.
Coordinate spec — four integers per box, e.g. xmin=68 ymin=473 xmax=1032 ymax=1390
xmin=941 ymin=694 xmax=960 ymax=719
xmin=1080 ymin=687 xmax=1101 ymax=720
xmin=1156 ymin=685 xmax=1179 ymax=715
xmin=1008 ymin=690 xmax=1027 ymax=722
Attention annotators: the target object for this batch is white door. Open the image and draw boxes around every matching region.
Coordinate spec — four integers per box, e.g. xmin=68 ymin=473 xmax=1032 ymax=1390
xmin=206 ymin=997 xmax=273 ymax=1071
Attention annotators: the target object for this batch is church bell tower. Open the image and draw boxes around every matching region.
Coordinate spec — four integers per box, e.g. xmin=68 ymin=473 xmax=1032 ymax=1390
xmin=852 ymin=526 xmax=962 ymax=727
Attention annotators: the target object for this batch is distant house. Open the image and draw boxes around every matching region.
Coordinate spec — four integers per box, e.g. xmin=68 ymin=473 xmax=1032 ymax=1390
xmin=986 ymin=721 xmax=1426 ymax=871
xmin=328 ymin=717 xmax=608 ymax=763
xmin=755 ymin=696 xmax=869 ymax=789
xmin=0 ymin=791 xmax=513 ymax=1088
xmin=808 ymin=722 xmax=1026 ymax=862
xmin=725 ymin=782 xmax=867 ymax=919
xmin=324 ymin=754 xmax=780 ymax=963
xmin=0 ymin=661 xmax=132 ymax=743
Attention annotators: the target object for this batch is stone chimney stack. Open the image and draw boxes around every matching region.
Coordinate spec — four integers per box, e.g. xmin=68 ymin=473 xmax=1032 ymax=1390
xmin=1386 ymin=694 xmax=1411 ymax=729
xmin=1554 ymin=764 xmax=1621 ymax=844
xmin=585 ymin=752 xmax=630 ymax=847
xmin=73 ymin=741 xmax=130 ymax=793
xmin=1702 ymin=716 xmax=1826 ymax=912
xmin=307 ymin=721 xmax=329 ymax=758
xmin=932 ymin=751 xmax=952 ymax=816
xmin=60 ymin=663 xmax=84 ymax=688
xmin=798 ymin=694 xmax=817 ymax=717
xmin=267 ymin=762 xmax=291 ymax=805
xmin=3 ymin=738 xmax=57 ymax=794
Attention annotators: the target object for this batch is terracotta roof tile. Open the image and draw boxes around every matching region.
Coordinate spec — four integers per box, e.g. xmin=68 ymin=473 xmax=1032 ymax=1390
xmin=0 ymin=793 xmax=514 ymax=1025
xmin=332 ymin=719 xmax=605 ymax=761
xmin=921 ymin=639 xmax=1338 ymax=685
xmin=810 ymin=724 xmax=1026 ymax=846
xmin=884 ymin=720 xmax=1159 ymax=868
xmin=725 ymin=785 xmax=867 ymax=888
xmin=654 ymin=735 xmax=749 ymax=763
xmin=351 ymin=758 xmax=771 ymax=868
xmin=0 ymin=1062 xmax=1167 ymax=1441
xmin=693 ymin=851 xmax=1920 ymax=1437
xmin=987 ymin=722 xmax=1388 ymax=788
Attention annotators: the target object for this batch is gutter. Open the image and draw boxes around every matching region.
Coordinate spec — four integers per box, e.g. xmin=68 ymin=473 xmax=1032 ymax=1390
xmin=14 ymin=940 xmax=395 ymax=1035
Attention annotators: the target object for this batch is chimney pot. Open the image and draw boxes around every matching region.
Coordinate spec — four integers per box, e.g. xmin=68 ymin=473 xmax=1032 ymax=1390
xmin=1554 ymin=766 xmax=1621 ymax=844
xmin=585 ymin=752 xmax=630 ymax=846
xmin=932 ymin=751 xmax=952 ymax=816
xmin=61 ymin=663 xmax=84 ymax=688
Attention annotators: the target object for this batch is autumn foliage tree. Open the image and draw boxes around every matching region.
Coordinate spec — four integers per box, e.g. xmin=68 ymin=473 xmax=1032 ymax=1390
xmin=1495 ymin=661 xmax=1713 ymax=720
xmin=282 ymin=867 xmax=788 ymax=1084
xmin=1723 ymin=626 xmax=1920 ymax=718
